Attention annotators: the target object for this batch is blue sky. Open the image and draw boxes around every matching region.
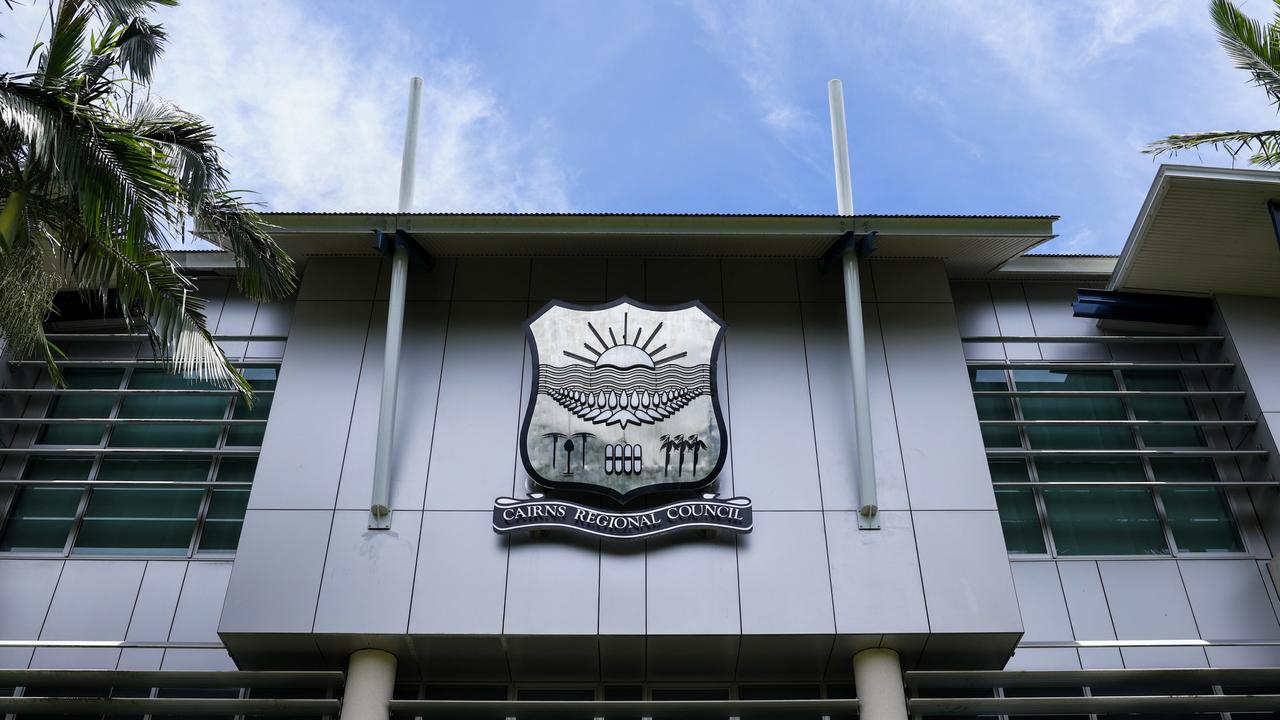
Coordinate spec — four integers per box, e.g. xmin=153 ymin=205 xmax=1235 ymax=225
xmin=3 ymin=0 xmax=1278 ymax=252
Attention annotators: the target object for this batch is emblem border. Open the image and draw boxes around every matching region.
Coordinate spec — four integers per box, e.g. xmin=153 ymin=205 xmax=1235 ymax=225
xmin=518 ymin=296 xmax=729 ymax=503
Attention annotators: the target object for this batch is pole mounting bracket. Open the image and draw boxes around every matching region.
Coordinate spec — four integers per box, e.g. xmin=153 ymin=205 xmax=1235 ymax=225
xmin=819 ymin=231 xmax=877 ymax=272
xmin=372 ymin=228 xmax=435 ymax=270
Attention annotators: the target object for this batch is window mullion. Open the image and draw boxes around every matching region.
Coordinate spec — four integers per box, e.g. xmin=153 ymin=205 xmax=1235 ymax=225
xmin=192 ymin=396 xmax=235 ymax=557
xmin=66 ymin=367 xmax=131 ymax=556
xmin=1009 ymin=368 xmax=1055 ymax=558
xmin=1119 ymin=368 xmax=1180 ymax=557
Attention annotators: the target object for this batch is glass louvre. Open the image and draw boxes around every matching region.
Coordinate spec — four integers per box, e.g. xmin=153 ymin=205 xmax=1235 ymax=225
xmin=970 ymin=369 xmax=1019 ymax=447
xmin=1 ymin=350 xmax=278 ymax=556
xmin=36 ymin=369 xmax=123 ymax=445
xmin=74 ymin=488 xmax=204 ymax=555
xmin=110 ymin=370 xmax=225 ymax=448
xmin=1039 ymin=460 xmax=1168 ymax=556
xmin=1153 ymin=459 xmax=1243 ymax=553
xmin=971 ymin=355 xmax=1253 ymax=558
xmin=989 ymin=461 xmax=1045 ymax=554
xmin=226 ymin=368 xmax=276 ymax=446
xmin=1013 ymin=370 xmax=1132 ymax=450
xmin=1124 ymin=371 xmax=1206 ymax=447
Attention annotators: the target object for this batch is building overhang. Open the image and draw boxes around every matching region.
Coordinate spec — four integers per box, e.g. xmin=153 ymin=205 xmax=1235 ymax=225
xmin=223 ymin=212 xmax=1057 ymax=279
xmin=1109 ymin=164 xmax=1280 ymax=298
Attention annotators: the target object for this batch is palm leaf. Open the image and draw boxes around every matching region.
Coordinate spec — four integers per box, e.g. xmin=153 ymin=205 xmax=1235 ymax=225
xmin=1210 ymin=0 xmax=1280 ymax=106
xmin=1144 ymin=129 xmax=1280 ymax=166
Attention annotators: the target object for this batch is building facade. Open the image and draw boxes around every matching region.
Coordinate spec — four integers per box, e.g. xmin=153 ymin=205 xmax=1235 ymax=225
xmin=2 ymin=164 xmax=1280 ymax=717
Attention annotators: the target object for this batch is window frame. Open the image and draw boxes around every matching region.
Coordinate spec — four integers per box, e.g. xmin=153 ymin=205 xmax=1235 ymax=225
xmin=0 ymin=357 xmax=276 ymax=559
xmin=972 ymin=358 xmax=1259 ymax=561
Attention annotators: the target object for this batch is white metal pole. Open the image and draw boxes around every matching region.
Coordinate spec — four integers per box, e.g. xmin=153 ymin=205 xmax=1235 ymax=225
xmin=828 ymin=79 xmax=879 ymax=529
xmin=853 ymin=648 xmax=908 ymax=720
xmin=339 ymin=648 xmax=397 ymax=720
xmin=370 ymin=76 xmax=423 ymax=529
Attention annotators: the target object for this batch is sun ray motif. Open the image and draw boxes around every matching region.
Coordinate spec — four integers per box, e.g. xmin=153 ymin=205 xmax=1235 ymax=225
xmin=550 ymin=315 xmax=708 ymax=427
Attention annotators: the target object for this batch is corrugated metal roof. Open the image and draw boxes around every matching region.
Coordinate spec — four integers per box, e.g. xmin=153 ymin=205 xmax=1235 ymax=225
xmin=261 ymin=211 xmax=1059 ymax=219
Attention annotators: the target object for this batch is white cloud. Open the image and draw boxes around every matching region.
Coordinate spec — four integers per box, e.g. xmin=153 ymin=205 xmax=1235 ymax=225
xmin=3 ymin=0 xmax=570 ymax=214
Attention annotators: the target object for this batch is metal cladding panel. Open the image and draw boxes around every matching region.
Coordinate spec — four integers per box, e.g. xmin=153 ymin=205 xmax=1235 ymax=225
xmin=1218 ymin=294 xmax=1280 ymax=414
xmin=646 ymin=259 xmax=724 ymax=304
xmin=160 ymin=648 xmax=238 ymax=671
xmin=721 ymin=302 xmax=822 ymax=511
xmin=125 ymin=561 xmax=186 ymax=641
xmin=598 ymin=543 xmax=646 ymax=635
xmin=422 ymin=302 xmax=528 ymax=510
xmin=912 ymin=511 xmax=1022 ymax=635
xmin=951 ymin=282 xmax=1003 ymax=361
xmin=1022 ymin=282 xmax=1109 ymax=360
xmin=825 ymin=510 xmax=927 ymax=634
xmin=452 ymin=258 xmax=530 ymax=302
xmin=605 ymin=258 xmax=646 ymax=300
xmin=118 ymin=647 xmax=165 ymax=670
xmin=796 ymin=257 xmax=873 ymax=302
xmin=41 ymin=561 xmax=145 ymax=641
xmin=803 ymin=301 xmax=908 ymax=512
xmin=529 ymin=258 xmax=608 ymax=306
xmin=988 ymin=283 xmax=1041 ymax=361
xmin=504 ymin=534 xmax=600 ymax=635
xmin=248 ymin=300 xmax=371 ymax=510
xmin=335 ymin=302 xmax=449 ymax=511
xmin=722 ymin=260 xmax=800 ymax=302
xmin=871 ymin=260 xmax=952 ymax=303
xmin=376 ymin=256 xmax=456 ymax=302
xmin=0 ymin=559 xmax=62 ymax=668
xmin=1096 ymin=559 xmax=1208 ymax=668
xmin=736 ymin=511 xmax=834 ymax=635
xmin=645 ymin=533 xmax=740 ymax=635
xmin=1005 ymin=647 xmax=1082 ymax=670
xmin=218 ymin=509 xmax=331 ymax=634
xmin=29 ymin=647 xmax=121 ymax=670
xmin=880 ymin=302 xmax=996 ymax=511
xmin=1009 ymin=562 xmax=1073 ymax=641
xmin=409 ymin=511 xmax=509 ymax=635
xmin=169 ymin=562 xmax=232 ymax=642
xmin=1178 ymin=559 xmax=1280 ymax=640
xmin=298 ymin=257 xmax=382 ymax=301
xmin=314 ymin=510 xmax=420 ymax=634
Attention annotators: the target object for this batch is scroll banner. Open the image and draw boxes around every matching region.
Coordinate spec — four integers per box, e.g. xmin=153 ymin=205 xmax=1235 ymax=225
xmin=493 ymin=494 xmax=752 ymax=540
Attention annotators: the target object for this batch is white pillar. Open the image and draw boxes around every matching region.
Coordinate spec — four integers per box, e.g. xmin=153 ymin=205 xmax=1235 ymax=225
xmin=853 ymin=648 xmax=907 ymax=720
xmin=340 ymin=648 xmax=397 ymax=720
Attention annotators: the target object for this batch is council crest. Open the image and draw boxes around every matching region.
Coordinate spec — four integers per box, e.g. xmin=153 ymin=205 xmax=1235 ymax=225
xmin=518 ymin=298 xmax=728 ymax=502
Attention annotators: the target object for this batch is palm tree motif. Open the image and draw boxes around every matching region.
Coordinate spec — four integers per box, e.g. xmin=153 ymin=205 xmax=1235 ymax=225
xmin=673 ymin=434 xmax=687 ymax=476
xmin=541 ymin=432 xmax=566 ymax=469
xmin=660 ymin=434 xmax=676 ymax=475
xmin=0 ymin=0 xmax=295 ymax=397
xmin=685 ymin=434 xmax=709 ymax=473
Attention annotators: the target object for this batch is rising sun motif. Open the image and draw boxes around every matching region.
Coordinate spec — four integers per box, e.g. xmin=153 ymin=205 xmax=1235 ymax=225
xmin=561 ymin=313 xmax=687 ymax=369
xmin=541 ymin=313 xmax=708 ymax=428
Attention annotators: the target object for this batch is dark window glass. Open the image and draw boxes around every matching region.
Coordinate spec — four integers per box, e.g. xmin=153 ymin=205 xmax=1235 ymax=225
xmin=226 ymin=368 xmax=276 ymax=446
xmin=37 ymin=369 xmax=123 ymax=445
xmin=991 ymin=460 xmax=1045 ymax=554
xmin=1124 ymin=371 xmax=1205 ymax=447
xmin=111 ymin=370 xmax=227 ymax=448
xmin=970 ymin=369 xmax=1019 ymax=448
xmin=73 ymin=488 xmax=202 ymax=555
xmin=1153 ymin=458 xmax=1243 ymax=552
xmin=199 ymin=489 xmax=249 ymax=552
xmin=0 ymin=486 xmax=81 ymax=552
xmin=1038 ymin=460 xmax=1167 ymax=556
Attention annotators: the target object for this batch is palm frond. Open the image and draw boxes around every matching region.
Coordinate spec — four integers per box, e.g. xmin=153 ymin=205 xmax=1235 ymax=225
xmin=114 ymin=15 xmax=166 ymax=82
xmin=39 ymin=0 xmax=91 ymax=89
xmin=1210 ymin=0 xmax=1280 ymax=106
xmin=1144 ymin=129 xmax=1280 ymax=166
xmin=58 ymin=217 xmax=252 ymax=396
xmin=197 ymin=190 xmax=296 ymax=301
xmin=87 ymin=0 xmax=177 ymax=24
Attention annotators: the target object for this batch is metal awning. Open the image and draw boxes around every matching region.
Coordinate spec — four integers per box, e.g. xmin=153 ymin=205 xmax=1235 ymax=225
xmin=1110 ymin=164 xmax=1280 ymax=297
xmin=244 ymin=212 xmax=1057 ymax=277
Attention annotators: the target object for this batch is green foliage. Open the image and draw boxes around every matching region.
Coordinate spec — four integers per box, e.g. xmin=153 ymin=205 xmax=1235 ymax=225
xmin=0 ymin=0 xmax=296 ymax=399
xmin=1146 ymin=0 xmax=1280 ymax=166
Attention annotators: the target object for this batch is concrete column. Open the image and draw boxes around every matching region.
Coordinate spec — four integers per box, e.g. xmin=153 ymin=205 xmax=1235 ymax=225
xmin=340 ymin=649 xmax=397 ymax=720
xmin=853 ymin=648 xmax=908 ymax=720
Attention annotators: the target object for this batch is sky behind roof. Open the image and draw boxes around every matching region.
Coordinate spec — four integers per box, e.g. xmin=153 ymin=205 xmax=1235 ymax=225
xmin=3 ymin=0 xmax=1278 ymax=253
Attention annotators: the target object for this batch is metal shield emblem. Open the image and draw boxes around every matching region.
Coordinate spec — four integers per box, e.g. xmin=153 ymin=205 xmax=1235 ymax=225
xmin=519 ymin=298 xmax=728 ymax=502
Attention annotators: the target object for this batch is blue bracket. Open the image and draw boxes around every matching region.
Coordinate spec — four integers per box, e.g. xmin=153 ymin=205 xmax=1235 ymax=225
xmin=1268 ymin=200 xmax=1280 ymax=251
xmin=819 ymin=230 xmax=877 ymax=272
xmin=372 ymin=228 xmax=435 ymax=270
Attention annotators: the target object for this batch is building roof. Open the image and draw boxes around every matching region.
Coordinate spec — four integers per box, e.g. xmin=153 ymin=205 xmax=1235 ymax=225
xmin=1110 ymin=164 xmax=1280 ymax=298
xmin=247 ymin=212 xmax=1058 ymax=279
